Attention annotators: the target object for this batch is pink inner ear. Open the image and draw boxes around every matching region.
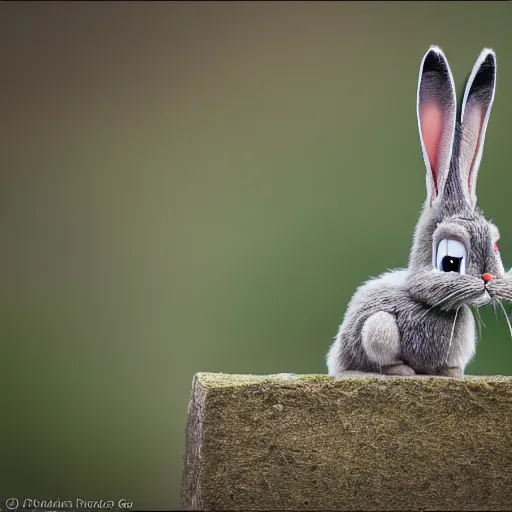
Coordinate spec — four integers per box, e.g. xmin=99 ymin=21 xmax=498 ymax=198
xmin=420 ymin=102 xmax=443 ymax=196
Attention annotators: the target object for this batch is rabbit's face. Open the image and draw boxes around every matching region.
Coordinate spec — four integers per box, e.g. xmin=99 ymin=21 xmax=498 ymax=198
xmin=408 ymin=210 xmax=505 ymax=310
xmin=433 ymin=213 xmax=503 ymax=279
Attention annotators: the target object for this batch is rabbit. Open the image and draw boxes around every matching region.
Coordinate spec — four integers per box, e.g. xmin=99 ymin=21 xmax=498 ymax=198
xmin=327 ymin=45 xmax=512 ymax=378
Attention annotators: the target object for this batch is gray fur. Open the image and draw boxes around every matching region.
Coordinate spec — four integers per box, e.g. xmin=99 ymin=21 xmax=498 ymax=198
xmin=327 ymin=46 xmax=510 ymax=377
xmin=362 ymin=311 xmax=402 ymax=367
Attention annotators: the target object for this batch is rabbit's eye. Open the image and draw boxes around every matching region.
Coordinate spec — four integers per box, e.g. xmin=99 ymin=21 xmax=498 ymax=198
xmin=441 ymin=256 xmax=463 ymax=273
xmin=436 ymin=239 xmax=467 ymax=274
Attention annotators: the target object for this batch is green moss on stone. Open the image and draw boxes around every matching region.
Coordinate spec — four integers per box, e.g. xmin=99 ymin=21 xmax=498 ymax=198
xmin=182 ymin=372 xmax=512 ymax=511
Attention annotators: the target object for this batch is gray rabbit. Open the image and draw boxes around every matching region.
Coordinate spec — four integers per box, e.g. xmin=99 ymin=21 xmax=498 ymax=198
xmin=327 ymin=46 xmax=512 ymax=378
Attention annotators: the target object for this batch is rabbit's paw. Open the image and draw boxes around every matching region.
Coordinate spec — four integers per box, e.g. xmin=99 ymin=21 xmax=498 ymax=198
xmin=381 ymin=363 xmax=416 ymax=376
xmin=438 ymin=366 xmax=464 ymax=378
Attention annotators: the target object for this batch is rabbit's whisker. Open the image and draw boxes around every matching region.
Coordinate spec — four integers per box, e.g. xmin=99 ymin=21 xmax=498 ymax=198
xmin=419 ymin=288 xmax=464 ymax=319
xmin=473 ymin=306 xmax=484 ymax=342
xmin=419 ymin=284 xmax=478 ymax=319
xmin=444 ymin=284 xmax=486 ymax=311
xmin=496 ymin=299 xmax=512 ymax=343
xmin=475 ymin=305 xmax=487 ymax=328
xmin=492 ymin=299 xmax=499 ymax=321
xmin=445 ymin=305 xmax=461 ymax=365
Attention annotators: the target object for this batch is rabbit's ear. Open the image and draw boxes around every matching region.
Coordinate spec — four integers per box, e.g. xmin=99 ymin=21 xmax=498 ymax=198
xmin=459 ymin=48 xmax=496 ymax=207
xmin=417 ymin=46 xmax=457 ymax=207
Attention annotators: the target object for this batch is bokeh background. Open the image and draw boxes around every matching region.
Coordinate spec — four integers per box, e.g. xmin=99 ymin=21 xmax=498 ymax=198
xmin=2 ymin=1 xmax=512 ymax=510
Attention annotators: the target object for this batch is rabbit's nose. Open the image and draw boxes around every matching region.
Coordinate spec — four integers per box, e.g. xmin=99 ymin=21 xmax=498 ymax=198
xmin=482 ymin=273 xmax=494 ymax=283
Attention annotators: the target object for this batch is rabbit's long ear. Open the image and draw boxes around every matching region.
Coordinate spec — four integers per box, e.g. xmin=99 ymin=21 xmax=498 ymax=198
xmin=417 ymin=46 xmax=457 ymax=207
xmin=458 ymin=48 xmax=496 ymax=208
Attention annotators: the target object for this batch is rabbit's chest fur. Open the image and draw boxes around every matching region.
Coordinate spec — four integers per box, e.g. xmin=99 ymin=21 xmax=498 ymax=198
xmin=333 ymin=269 xmax=476 ymax=374
xmin=395 ymin=299 xmax=475 ymax=373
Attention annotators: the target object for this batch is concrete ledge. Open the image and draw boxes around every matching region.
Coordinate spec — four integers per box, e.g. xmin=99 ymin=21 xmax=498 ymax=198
xmin=181 ymin=372 xmax=512 ymax=510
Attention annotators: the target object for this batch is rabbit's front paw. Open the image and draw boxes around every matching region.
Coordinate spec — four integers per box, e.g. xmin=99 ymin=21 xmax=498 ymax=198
xmin=438 ymin=366 xmax=464 ymax=378
xmin=381 ymin=363 xmax=416 ymax=376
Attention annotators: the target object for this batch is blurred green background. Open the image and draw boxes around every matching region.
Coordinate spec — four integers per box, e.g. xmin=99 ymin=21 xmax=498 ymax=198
xmin=2 ymin=1 xmax=512 ymax=510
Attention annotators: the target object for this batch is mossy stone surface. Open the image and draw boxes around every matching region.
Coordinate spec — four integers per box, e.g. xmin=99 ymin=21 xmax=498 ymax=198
xmin=181 ymin=372 xmax=512 ymax=511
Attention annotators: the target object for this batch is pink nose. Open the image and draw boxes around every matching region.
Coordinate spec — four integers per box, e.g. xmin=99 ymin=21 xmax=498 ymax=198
xmin=482 ymin=273 xmax=494 ymax=283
